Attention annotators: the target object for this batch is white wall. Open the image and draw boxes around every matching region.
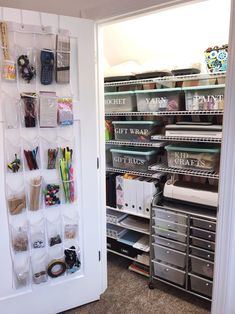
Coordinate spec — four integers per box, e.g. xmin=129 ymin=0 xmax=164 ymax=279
xmin=103 ymin=0 xmax=230 ymax=76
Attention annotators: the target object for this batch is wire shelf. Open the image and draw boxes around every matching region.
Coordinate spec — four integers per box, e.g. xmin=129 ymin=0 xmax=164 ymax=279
xmin=149 ymin=163 xmax=219 ymax=179
xmin=106 ymin=140 xmax=165 ymax=147
xmin=106 ymin=206 xmax=150 ymax=220
xmin=106 ymin=167 xmax=164 ymax=179
xmin=105 ymin=110 xmax=223 ymax=117
xmin=107 ymin=249 xmax=149 ymax=267
xmin=151 ymin=135 xmax=221 ymax=143
xmin=104 ymin=72 xmax=226 ymax=87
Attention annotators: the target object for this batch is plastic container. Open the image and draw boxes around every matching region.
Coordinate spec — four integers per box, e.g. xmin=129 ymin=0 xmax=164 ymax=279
xmin=136 ymin=88 xmax=183 ymax=112
xmin=110 ymin=147 xmax=162 ymax=172
xmin=184 ymin=86 xmax=224 ymax=110
xmin=165 ymin=145 xmax=220 ymax=171
xmin=105 ymin=91 xmax=137 ymax=112
xmin=153 ymin=260 xmax=186 ymax=286
xmin=189 ymin=274 xmax=212 ymax=298
xmin=112 ymin=121 xmax=161 ymax=142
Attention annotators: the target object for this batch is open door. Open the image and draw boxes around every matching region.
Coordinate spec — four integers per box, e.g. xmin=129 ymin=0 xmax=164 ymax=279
xmin=0 ymin=8 xmax=106 ymax=314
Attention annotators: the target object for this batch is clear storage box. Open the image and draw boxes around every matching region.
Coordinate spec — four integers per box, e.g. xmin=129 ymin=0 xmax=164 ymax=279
xmin=110 ymin=147 xmax=162 ymax=172
xmin=112 ymin=121 xmax=161 ymax=142
xmin=136 ymin=88 xmax=183 ymax=112
xmin=165 ymin=145 xmax=220 ymax=171
xmin=105 ymin=91 xmax=137 ymax=112
xmin=184 ymin=86 xmax=224 ymax=111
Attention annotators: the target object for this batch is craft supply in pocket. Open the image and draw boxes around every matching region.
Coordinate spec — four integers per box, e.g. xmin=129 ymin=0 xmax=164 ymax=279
xmin=15 ymin=269 xmax=28 ymax=287
xmin=58 ymin=97 xmax=73 ymax=125
xmin=49 ymin=234 xmax=62 ymax=247
xmin=47 ymin=148 xmax=58 ymax=169
xmin=17 ymin=54 xmax=36 ymax=83
xmin=44 ymin=184 xmax=60 ymax=207
xmin=12 ymin=227 xmax=28 ymax=252
xmin=21 ymin=93 xmax=37 ymax=127
xmin=29 ymin=176 xmax=42 ymax=211
xmin=64 ymin=224 xmax=78 ymax=239
xmin=33 ymin=270 xmax=47 ymax=284
xmin=56 ymin=35 xmax=70 ymax=84
xmin=59 ymin=147 xmax=74 ymax=203
xmin=64 ymin=246 xmax=80 ymax=273
xmin=39 ymin=92 xmax=57 ymax=128
xmin=8 ymin=194 xmax=26 ymax=215
xmin=0 ymin=22 xmax=16 ymax=81
xmin=7 ymin=154 xmax=21 ymax=173
xmin=24 ymin=146 xmax=39 ymax=170
xmin=47 ymin=259 xmax=66 ymax=278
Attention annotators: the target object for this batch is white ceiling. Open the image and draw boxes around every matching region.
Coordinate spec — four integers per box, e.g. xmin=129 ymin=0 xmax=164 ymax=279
xmin=0 ymin=0 xmax=200 ymax=21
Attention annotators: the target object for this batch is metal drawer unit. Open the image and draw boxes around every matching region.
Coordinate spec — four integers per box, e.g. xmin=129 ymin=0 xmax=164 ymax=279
xmin=150 ymin=203 xmax=217 ymax=301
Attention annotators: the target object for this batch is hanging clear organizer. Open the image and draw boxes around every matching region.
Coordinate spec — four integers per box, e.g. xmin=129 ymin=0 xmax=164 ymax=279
xmin=1 ymin=21 xmax=81 ymax=291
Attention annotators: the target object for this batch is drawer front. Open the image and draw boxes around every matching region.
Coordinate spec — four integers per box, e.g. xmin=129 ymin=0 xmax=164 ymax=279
xmin=153 ymin=260 xmax=186 ymax=286
xmin=153 ymin=227 xmax=187 ymax=243
xmin=191 ymin=236 xmax=215 ymax=252
xmin=190 ymin=246 xmax=214 ymax=261
xmin=190 ymin=255 xmax=214 ymax=279
xmin=190 ymin=274 xmax=212 ymax=298
xmin=191 ymin=227 xmax=216 ymax=242
xmin=153 ymin=235 xmax=187 ymax=252
xmin=191 ymin=217 xmax=216 ymax=232
xmin=153 ymin=244 xmax=186 ymax=268
xmin=154 ymin=208 xmax=187 ymax=225
xmin=153 ymin=218 xmax=187 ymax=234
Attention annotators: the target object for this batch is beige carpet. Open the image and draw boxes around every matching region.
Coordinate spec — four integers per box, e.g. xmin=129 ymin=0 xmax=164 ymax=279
xmin=63 ymin=254 xmax=211 ymax=314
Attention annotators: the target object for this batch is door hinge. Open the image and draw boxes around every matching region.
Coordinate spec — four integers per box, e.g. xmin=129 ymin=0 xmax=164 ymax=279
xmin=97 ymin=157 xmax=99 ymax=169
xmin=98 ymin=250 xmax=101 ymax=261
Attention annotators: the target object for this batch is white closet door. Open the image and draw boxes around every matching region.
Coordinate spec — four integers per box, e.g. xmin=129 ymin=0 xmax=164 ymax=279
xmin=0 ymin=8 xmax=104 ymax=314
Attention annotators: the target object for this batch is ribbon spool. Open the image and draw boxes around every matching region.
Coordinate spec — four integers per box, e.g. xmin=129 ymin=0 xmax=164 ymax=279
xmin=47 ymin=259 xmax=66 ymax=278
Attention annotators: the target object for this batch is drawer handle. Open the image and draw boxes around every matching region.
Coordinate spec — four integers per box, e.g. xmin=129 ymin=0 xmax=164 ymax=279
xmin=165 ymin=268 xmax=169 ymax=272
xmin=166 ymin=251 xmax=170 ymax=254
xmin=207 ymin=255 xmax=211 ymax=258
xmin=167 ymin=243 xmax=171 ymax=246
xmin=167 ymin=234 xmax=170 ymax=237
xmin=209 ymin=225 xmax=212 ymax=228
xmin=208 ymin=245 xmax=211 ymax=248
xmin=208 ymin=235 xmax=212 ymax=239
xmin=167 ymin=215 xmax=171 ymax=218
xmin=205 ymin=283 xmax=209 ymax=286
xmin=206 ymin=264 xmax=211 ymax=268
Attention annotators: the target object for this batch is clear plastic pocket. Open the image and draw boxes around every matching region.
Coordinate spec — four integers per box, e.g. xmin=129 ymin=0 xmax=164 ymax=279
xmin=2 ymin=92 xmax=19 ymax=129
xmin=39 ymin=92 xmax=58 ymax=128
xmin=44 ymin=182 xmax=61 ymax=208
xmin=31 ymin=250 xmax=48 ymax=284
xmin=63 ymin=212 xmax=78 ymax=240
xmin=11 ymin=222 xmax=29 ymax=253
xmin=7 ymin=180 xmax=26 ymax=215
xmin=47 ymin=216 xmax=62 ymax=247
xmin=22 ymin=137 xmax=40 ymax=171
xmin=40 ymin=132 xmax=58 ymax=170
xmin=29 ymin=176 xmax=42 ymax=211
xmin=20 ymin=93 xmax=38 ymax=128
xmin=30 ymin=217 xmax=45 ymax=249
xmin=5 ymin=136 xmax=22 ymax=173
xmin=13 ymin=254 xmax=30 ymax=289
xmin=15 ymin=45 xmax=37 ymax=88
xmin=64 ymin=245 xmax=81 ymax=274
xmin=47 ymin=246 xmax=66 ymax=279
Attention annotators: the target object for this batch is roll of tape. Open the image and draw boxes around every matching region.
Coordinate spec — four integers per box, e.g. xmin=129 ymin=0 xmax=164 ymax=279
xmin=47 ymin=259 xmax=66 ymax=278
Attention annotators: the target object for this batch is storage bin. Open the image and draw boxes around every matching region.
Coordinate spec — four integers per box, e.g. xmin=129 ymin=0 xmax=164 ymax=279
xmin=190 ymin=246 xmax=214 ymax=261
xmin=190 ymin=236 xmax=215 ymax=252
xmin=112 ymin=121 xmax=161 ymax=142
xmin=189 ymin=274 xmax=212 ymax=298
xmin=152 ymin=235 xmax=187 ymax=252
xmin=191 ymin=217 xmax=216 ymax=232
xmin=153 ymin=207 xmax=187 ymax=225
xmin=105 ymin=91 xmax=137 ymax=112
xmin=136 ymin=88 xmax=183 ymax=112
xmin=153 ymin=243 xmax=186 ymax=268
xmin=190 ymin=255 xmax=214 ymax=279
xmin=165 ymin=145 xmax=220 ymax=171
xmin=184 ymin=86 xmax=224 ymax=111
xmin=191 ymin=227 xmax=215 ymax=242
xmin=153 ymin=226 xmax=187 ymax=243
xmin=153 ymin=260 xmax=186 ymax=286
xmin=110 ymin=147 xmax=162 ymax=172
xmin=153 ymin=218 xmax=187 ymax=234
